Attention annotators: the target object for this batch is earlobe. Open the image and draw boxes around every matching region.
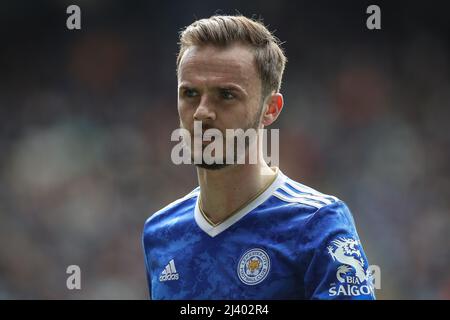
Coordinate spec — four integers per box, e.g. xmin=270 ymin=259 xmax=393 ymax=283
xmin=262 ymin=115 xmax=271 ymax=126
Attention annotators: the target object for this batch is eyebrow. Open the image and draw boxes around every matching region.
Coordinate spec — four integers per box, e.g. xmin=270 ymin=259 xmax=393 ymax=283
xmin=178 ymin=82 xmax=248 ymax=97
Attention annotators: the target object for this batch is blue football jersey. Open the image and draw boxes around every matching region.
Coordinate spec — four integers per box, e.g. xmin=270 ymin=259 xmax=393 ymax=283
xmin=142 ymin=169 xmax=376 ymax=300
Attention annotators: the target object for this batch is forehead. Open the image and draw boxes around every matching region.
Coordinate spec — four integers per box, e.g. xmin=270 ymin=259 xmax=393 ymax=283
xmin=178 ymin=44 xmax=258 ymax=87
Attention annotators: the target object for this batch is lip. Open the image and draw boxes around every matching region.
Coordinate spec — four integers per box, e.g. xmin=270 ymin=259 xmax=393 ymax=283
xmin=192 ymin=129 xmax=221 ymax=146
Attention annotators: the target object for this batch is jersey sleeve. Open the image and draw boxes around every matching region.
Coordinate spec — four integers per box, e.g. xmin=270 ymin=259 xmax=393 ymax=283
xmin=301 ymin=201 xmax=376 ymax=300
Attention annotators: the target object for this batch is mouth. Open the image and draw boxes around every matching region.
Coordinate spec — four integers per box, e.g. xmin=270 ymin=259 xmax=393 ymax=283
xmin=202 ymin=136 xmax=217 ymax=146
xmin=201 ymin=140 xmax=212 ymax=146
xmin=192 ymin=129 xmax=220 ymax=143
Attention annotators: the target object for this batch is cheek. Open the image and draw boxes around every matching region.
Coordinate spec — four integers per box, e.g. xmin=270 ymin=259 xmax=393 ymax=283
xmin=219 ymin=101 xmax=251 ymax=126
xmin=178 ymin=104 xmax=197 ymax=131
xmin=178 ymin=101 xmax=192 ymax=119
xmin=244 ymin=99 xmax=261 ymax=122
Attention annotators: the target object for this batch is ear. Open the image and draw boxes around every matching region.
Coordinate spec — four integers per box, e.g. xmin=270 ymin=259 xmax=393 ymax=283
xmin=261 ymin=93 xmax=284 ymax=126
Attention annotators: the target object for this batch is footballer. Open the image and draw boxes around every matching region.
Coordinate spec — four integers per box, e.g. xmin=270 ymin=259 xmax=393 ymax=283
xmin=142 ymin=15 xmax=375 ymax=300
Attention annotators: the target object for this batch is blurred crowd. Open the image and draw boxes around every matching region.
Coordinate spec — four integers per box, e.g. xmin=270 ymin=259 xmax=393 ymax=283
xmin=0 ymin=1 xmax=449 ymax=299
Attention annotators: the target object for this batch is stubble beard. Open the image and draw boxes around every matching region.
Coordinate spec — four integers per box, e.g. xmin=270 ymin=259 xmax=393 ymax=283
xmin=181 ymin=105 xmax=264 ymax=171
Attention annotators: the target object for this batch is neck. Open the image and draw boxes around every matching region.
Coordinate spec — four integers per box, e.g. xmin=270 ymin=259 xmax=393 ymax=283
xmin=197 ymin=157 xmax=277 ymax=225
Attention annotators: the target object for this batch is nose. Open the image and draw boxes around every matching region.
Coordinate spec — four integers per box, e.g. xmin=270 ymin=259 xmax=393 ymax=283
xmin=193 ymin=96 xmax=216 ymax=122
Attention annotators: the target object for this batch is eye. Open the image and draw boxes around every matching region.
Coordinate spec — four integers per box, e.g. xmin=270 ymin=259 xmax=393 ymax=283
xmin=183 ymin=88 xmax=199 ymax=98
xmin=220 ymin=89 xmax=235 ymax=100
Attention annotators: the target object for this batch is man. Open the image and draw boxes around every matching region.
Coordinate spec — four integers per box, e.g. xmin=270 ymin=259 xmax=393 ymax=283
xmin=142 ymin=15 xmax=375 ymax=299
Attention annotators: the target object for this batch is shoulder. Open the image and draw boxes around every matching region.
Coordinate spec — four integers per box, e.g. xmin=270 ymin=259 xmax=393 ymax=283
xmin=273 ymin=172 xmax=341 ymax=210
xmin=273 ymin=172 xmax=356 ymax=230
xmin=143 ymin=187 xmax=199 ymax=235
xmin=305 ymin=200 xmax=357 ymax=235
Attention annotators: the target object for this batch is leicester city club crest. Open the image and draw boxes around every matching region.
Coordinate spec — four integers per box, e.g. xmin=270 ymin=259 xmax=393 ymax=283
xmin=237 ymin=248 xmax=271 ymax=285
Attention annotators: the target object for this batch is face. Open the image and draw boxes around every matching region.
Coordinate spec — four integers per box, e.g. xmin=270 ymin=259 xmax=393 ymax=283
xmin=177 ymin=43 xmax=264 ymax=170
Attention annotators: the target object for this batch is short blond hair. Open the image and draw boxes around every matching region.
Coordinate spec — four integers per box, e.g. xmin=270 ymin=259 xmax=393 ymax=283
xmin=177 ymin=15 xmax=287 ymax=100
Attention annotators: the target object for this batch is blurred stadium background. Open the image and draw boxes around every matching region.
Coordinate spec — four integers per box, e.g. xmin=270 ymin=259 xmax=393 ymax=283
xmin=0 ymin=0 xmax=449 ymax=299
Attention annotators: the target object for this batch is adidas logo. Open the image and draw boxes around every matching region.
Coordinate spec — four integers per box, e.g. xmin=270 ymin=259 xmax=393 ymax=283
xmin=159 ymin=259 xmax=179 ymax=282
